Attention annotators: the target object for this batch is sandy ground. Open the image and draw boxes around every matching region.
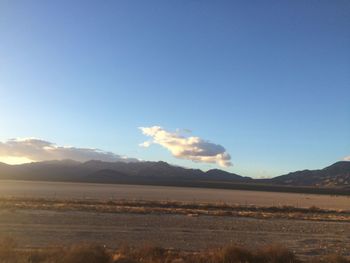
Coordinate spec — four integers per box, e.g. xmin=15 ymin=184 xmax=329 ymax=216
xmin=0 ymin=180 xmax=349 ymax=210
xmin=0 ymin=209 xmax=349 ymax=259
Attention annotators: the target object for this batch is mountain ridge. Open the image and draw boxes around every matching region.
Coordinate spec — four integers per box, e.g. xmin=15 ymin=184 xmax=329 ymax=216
xmin=269 ymin=161 xmax=350 ymax=187
xmin=0 ymin=160 xmax=349 ymax=191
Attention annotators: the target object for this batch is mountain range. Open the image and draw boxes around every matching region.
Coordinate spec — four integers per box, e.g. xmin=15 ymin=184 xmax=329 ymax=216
xmin=266 ymin=161 xmax=350 ymax=187
xmin=0 ymin=160 xmax=250 ymax=182
xmin=0 ymin=160 xmax=349 ymax=194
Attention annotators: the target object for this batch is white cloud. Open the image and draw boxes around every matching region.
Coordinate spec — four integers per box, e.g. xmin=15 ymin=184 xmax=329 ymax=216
xmin=139 ymin=126 xmax=232 ymax=167
xmin=344 ymin=156 xmax=350 ymax=161
xmin=0 ymin=138 xmax=137 ymax=163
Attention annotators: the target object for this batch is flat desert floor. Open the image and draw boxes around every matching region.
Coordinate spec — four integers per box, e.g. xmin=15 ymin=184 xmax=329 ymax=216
xmin=0 ymin=180 xmax=349 ymax=209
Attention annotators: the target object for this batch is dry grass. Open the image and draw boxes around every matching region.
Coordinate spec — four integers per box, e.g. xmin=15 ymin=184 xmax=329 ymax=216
xmin=58 ymin=244 xmax=111 ymax=263
xmin=0 ymin=237 xmax=348 ymax=263
xmin=0 ymin=197 xmax=349 ymax=222
xmin=0 ymin=236 xmax=18 ymax=263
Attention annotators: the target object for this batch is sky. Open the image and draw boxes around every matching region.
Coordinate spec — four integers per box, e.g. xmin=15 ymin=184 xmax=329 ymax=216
xmin=0 ymin=0 xmax=349 ymax=178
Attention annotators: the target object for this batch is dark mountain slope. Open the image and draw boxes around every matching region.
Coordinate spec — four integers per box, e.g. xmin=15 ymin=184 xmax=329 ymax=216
xmin=269 ymin=161 xmax=350 ymax=187
xmin=205 ymin=169 xmax=252 ymax=181
xmin=1 ymin=160 xmax=349 ymax=193
xmin=0 ymin=160 xmax=250 ymax=183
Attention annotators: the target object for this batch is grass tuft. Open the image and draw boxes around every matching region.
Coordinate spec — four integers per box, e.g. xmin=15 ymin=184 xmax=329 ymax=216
xmin=0 ymin=237 xmax=348 ymax=263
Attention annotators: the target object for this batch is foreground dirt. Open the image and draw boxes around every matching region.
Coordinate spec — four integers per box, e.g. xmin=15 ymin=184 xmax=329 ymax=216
xmin=0 ymin=208 xmax=349 ymax=259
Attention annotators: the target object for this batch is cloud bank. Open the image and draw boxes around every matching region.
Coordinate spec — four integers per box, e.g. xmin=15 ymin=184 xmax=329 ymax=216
xmin=344 ymin=156 xmax=350 ymax=161
xmin=139 ymin=126 xmax=232 ymax=167
xmin=0 ymin=138 xmax=137 ymax=163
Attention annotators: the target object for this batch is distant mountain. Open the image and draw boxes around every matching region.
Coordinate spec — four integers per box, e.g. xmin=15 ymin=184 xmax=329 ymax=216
xmin=0 ymin=160 xmax=349 ymax=192
xmin=268 ymin=161 xmax=350 ymax=187
xmin=205 ymin=169 xmax=252 ymax=181
xmin=0 ymin=159 xmax=250 ymax=184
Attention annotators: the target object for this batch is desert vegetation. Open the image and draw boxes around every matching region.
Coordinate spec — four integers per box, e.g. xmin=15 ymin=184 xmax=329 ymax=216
xmin=0 ymin=197 xmax=349 ymax=222
xmin=0 ymin=237 xmax=349 ymax=263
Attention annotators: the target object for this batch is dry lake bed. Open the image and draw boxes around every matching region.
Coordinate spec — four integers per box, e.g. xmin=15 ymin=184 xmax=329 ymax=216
xmin=0 ymin=180 xmax=349 ymax=209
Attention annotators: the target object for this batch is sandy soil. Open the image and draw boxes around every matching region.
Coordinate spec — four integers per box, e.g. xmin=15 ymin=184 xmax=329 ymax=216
xmin=0 ymin=180 xmax=349 ymax=210
xmin=0 ymin=209 xmax=349 ymax=259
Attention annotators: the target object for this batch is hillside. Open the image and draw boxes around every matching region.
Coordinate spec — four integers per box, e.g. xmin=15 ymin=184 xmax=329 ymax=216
xmin=0 ymin=160 xmax=349 ymax=194
xmin=269 ymin=161 xmax=350 ymax=187
xmin=0 ymin=159 xmax=250 ymax=183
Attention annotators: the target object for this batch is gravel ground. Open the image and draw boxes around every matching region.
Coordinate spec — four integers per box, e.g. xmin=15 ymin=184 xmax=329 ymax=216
xmin=0 ymin=209 xmax=349 ymax=259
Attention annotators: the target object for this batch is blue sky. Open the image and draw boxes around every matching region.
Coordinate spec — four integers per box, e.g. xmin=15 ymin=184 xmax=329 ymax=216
xmin=0 ymin=0 xmax=349 ymax=177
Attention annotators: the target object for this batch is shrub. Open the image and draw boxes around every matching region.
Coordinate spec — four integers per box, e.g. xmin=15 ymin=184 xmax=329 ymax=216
xmin=256 ymin=245 xmax=300 ymax=263
xmin=135 ymin=245 xmax=169 ymax=263
xmin=58 ymin=244 xmax=111 ymax=263
xmin=0 ymin=236 xmax=18 ymax=262
xmin=216 ymin=245 xmax=254 ymax=263
xmin=0 ymin=238 xmax=348 ymax=263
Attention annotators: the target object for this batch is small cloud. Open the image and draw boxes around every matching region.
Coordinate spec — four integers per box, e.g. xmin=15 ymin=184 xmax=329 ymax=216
xmin=344 ymin=156 xmax=350 ymax=161
xmin=139 ymin=141 xmax=152 ymax=148
xmin=139 ymin=126 xmax=232 ymax=167
xmin=0 ymin=138 xmax=137 ymax=163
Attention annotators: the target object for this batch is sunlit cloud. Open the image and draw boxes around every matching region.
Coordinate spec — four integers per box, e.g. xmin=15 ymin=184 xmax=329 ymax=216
xmin=0 ymin=138 xmax=138 ymax=164
xmin=139 ymin=126 xmax=232 ymax=167
xmin=344 ymin=156 xmax=350 ymax=161
xmin=0 ymin=156 xmax=34 ymax=165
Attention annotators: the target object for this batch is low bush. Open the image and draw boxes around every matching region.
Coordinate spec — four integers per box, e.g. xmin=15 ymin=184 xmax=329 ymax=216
xmin=59 ymin=244 xmax=112 ymax=263
xmin=0 ymin=238 xmax=348 ymax=263
xmin=255 ymin=245 xmax=299 ymax=263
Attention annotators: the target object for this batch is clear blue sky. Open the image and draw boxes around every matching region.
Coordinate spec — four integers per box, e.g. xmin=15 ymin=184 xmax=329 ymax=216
xmin=1 ymin=0 xmax=349 ymax=177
